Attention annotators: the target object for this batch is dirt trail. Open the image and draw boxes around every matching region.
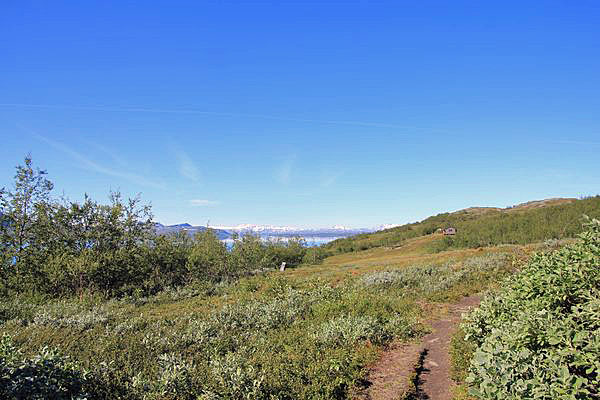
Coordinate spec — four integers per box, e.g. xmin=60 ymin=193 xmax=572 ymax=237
xmin=356 ymin=295 xmax=480 ymax=400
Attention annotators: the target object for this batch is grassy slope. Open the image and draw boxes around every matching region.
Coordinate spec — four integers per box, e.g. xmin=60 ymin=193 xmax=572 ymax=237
xmin=324 ymin=196 xmax=600 ymax=254
xmin=292 ymin=234 xmax=527 ymax=283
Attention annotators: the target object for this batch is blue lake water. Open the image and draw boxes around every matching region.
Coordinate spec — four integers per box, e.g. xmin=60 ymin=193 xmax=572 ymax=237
xmin=223 ymin=236 xmax=343 ymax=248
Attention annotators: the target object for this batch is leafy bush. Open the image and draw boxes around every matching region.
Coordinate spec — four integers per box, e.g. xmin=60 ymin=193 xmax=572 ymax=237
xmin=359 ymin=253 xmax=512 ymax=300
xmin=131 ymin=353 xmax=197 ymax=400
xmin=186 ymin=230 xmax=230 ymax=281
xmin=301 ymin=245 xmax=328 ymax=264
xmin=312 ymin=315 xmax=387 ymax=346
xmin=265 ymin=237 xmax=307 ymax=267
xmin=0 ymin=334 xmax=89 ymax=400
xmin=449 ymin=327 xmax=476 ymax=383
xmin=460 ymin=218 xmax=600 ymax=399
xmin=229 ymin=233 xmax=276 ymax=274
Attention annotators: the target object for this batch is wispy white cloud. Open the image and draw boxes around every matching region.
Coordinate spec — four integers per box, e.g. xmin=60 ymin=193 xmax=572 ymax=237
xmin=189 ymin=199 xmax=220 ymax=207
xmin=320 ymin=171 xmax=343 ymax=187
xmin=32 ymin=132 xmax=166 ymax=189
xmin=174 ymin=148 xmax=201 ymax=183
xmin=87 ymin=141 xmax=128 ymax=168
xmin=276 ymin=156 xmax=295 ymax=185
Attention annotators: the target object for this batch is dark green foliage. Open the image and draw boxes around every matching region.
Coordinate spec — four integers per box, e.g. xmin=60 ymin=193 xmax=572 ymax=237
xmin=229 ymin=232 xmax=274 ymax=273
xmin=0 ymin=157 xmax=313 ymax=299
xmin=0 ymin=155 xmax=54 ymax=292
xmin=0 ymin=334 xmax=89 ymax=400
xmin=1 ymin=186 xmax=157 ymax=297
xmin=265 ymin=236 xmax=307 ymax=267
xmin=187 ymin=229 xmax=229 ymax=281
xmin=302 ymin=245 xmax=328 ymax=264
xmin=0 ymin=157 xmax=157 ymax=297
xmin=143 ymin=231 xmax=194 ymax=292
xmin=186 ymin=232 xmax=310 ymax=283
xmin=460 ymin=218 xmax=600 ymax=399
xmin=449 ymin=327 xmax=476 ymax=383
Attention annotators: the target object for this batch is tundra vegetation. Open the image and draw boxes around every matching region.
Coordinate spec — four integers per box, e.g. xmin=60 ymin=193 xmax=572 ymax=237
xmin=451 ymin=218 xmax=600 ymax=400
xmin=324 ymin=195 xmax=600 ymax=254
xmin=0 ymin=157 xmax=597 ymax=399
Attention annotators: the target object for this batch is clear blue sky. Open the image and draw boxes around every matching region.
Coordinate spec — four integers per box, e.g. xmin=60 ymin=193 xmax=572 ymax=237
xmin=1 ymin=1 xmax=599 ymax=227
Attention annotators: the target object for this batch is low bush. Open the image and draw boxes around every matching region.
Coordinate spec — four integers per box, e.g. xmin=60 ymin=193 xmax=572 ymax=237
xmin=460 ymin=218 xmax=600 ymax=399
xmin=0 ymin=334 xmax=89 ymax=400
xmin=359 ymin=253 xmax=513 ymax=301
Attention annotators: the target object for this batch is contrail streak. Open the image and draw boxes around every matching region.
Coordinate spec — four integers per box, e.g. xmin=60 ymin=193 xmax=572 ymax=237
xmin=16 ymin=124 xmax=166 ymax=190
xmin=0 ymin=102 xmax=447 ymax=132
xmin=552 ymin=140 xmax=600 ymax=146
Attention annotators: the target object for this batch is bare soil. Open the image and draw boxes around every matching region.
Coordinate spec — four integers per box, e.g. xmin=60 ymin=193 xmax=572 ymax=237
xmin=355 ymin=295 xmax=481 ymax=400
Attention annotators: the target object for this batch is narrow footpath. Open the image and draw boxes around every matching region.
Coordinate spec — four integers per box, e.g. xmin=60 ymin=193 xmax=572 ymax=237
xmin=356 ymin=295 xmax=481 ymax=400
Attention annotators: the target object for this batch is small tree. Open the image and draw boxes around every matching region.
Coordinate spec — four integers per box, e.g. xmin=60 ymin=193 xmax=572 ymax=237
xmin=1 ymin=156 xmax=158 ymax=297
xmin=231 ymin=233 xmax=274 ymax=274
xmin=0 ymin=155 xmax=54 ymax=278
xmin=186 ymin=229 xmax=229 ymax=281
xmin=265 ymin=236 xmax=307 ymax=268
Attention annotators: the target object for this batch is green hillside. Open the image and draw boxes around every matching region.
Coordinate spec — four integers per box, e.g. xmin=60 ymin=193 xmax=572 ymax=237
xmin=325 ymin=196 xmax=600 ymax=254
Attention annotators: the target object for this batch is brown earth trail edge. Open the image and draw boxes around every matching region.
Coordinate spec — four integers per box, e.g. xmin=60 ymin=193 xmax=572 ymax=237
xmin=355 ymin=295 xmax=481 ymax=400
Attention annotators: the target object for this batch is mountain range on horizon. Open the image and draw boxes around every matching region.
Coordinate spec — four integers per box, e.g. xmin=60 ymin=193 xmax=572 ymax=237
xmin=153 ymin=222 xmax=398 ymax=241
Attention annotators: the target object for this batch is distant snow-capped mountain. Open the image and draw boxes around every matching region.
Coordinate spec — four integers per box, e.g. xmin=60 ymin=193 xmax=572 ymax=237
xmin=214 ymin=224 xmax=378 ymax=237
xmin=373 ymin=223 xmax=402 ymax=231
xmin=155 ymin=222 xmax=401 ymax=243
xmin=154 ymin=223 xmax=230 ymax=240
xmin=213 ymin=224 xmax=299 ymax=233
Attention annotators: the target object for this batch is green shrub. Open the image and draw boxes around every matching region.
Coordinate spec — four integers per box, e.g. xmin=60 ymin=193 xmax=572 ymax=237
xmin=460 ymin=218 xmax=600 ymax=399
xmin=266 ymin=237 xmax=307 ymax=267
xmin=0 ymin=334 xmax=89 ymax=400
xmin=302 ymin=246 xmax=328 ymax=264
xmin=449 ymin=327 xmax=476 ymax=383
xmin=359 ymin=253 xmax=512 ymax=301
xmin=229 ymin=233 xmax=275 ymax=273
xmin=186 ymin=230 xmax=229 ymax=281
xmin=312 ymin=315 xmax=388 ymax=346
